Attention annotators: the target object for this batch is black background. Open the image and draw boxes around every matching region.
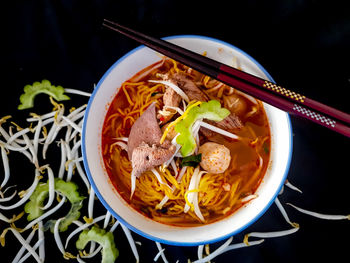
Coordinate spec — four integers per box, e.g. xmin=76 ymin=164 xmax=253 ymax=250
xmin=1 ymin=0 xmax=349 ymax=262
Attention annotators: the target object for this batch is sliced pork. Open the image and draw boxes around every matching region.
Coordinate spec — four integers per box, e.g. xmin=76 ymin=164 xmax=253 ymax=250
xmin=127 ymin=103 xmax=162 ymax=160
xmin=127 ymin=103 xmax=175 ymax=177
xmin=158 ymin=84 xmax=182 ymax=123
xmin=163 ymin=80 xmax=182 ymax=107
xmin=131 ymin=142 xmax=176 ymax=177
xmin=210 ymin=112 xmax=243 ymax=130
xmin=201 ymin=113 xmax=243 ymax=138
xmin=158 ymin=72 xmax=209 ymax=122
xmin=171 ymin=73 xmax=208 ymax=102
xmin=157 ymin=72 xmax=242 ymax=136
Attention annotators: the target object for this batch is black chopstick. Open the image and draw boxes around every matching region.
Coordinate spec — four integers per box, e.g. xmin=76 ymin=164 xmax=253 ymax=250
xmin=102 ymin=19 xmax=350 ymax=138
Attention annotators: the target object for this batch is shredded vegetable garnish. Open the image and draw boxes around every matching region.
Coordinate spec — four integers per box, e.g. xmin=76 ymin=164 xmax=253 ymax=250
xmin=18 ymin=80 xmax=70 ymax=110
xmin=76 ymin=226 xmax=119 ymax=263
xmin=174 ymin=100 xmax=230 ymax=156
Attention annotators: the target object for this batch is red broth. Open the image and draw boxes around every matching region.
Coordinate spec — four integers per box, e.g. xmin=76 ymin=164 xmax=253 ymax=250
xmin=102 ymin=59 xmax=271 ymax=226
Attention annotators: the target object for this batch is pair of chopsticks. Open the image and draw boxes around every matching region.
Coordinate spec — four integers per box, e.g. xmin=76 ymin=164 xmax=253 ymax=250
xmin=102 ymin=19 xmax=350 ymax=138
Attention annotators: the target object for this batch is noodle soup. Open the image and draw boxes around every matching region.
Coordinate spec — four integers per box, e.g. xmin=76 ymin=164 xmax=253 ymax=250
xmin=101 ymin=58 xmax=271 ymax=226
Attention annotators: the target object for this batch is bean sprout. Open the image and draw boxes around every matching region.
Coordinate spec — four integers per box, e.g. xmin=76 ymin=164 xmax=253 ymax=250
xmin=244 ymin=227 xmax=299 ymax=245
xmin=0 ymin=171 xmax=41 ymax=210
xmin=287 ymin=203 xmax=350 ymax=220
xmin=22 ymin=196 xmax=67 ymax=231
xmin=2 ymin=228 xmax=42 ymax=263
xmin=192 ymin=236 xmax=233 ymax=263
xmin=0 ymin=84 xmax=346 ymax=263
xmin=0 ymin=145 xmax=10 ymax=189
xmin=121 ymin=224 xmax=139 ymax=263
xmin=155 ymin=242 xmax=169 ymax=263
xmin=11 ymin=227 xmax=37 ymax=263
xmin=275 ymin=197 xmax=299 ymax=228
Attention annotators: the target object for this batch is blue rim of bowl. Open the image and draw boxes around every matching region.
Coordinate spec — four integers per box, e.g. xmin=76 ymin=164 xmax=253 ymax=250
xmin=82 ymin=35 xmax=293 ymax=246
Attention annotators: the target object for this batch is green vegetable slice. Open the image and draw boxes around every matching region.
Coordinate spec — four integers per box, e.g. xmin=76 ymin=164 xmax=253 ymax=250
xmin=181 ymin=153 xmax=202 ymax=167
xmin=76 ymin=226 xmax=119 ymax=263
xmin=175 ymin=100 xmax=230 ymax=156
xmin=24 ymin=178 xmax=85 ymax=232
xmin=263 ymin=141 xmax=270 ymax=154
xmin=18 ymin=80 xmax=70 ymax=110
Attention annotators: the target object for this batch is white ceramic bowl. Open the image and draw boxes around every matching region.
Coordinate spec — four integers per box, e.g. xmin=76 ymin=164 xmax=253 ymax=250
xmin=82 ymin=35 xmax=293 ymax=246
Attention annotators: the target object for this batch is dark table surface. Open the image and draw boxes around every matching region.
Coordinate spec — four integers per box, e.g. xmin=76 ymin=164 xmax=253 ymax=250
xmin=2 ymin=1 xmax=349 ymax=262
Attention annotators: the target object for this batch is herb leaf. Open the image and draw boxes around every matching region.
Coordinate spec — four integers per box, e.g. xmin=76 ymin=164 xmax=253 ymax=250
xmin=263 ymin=142 xmax=269 ymax=154
xmin=181 ymin=153 xmax=202 ymax=167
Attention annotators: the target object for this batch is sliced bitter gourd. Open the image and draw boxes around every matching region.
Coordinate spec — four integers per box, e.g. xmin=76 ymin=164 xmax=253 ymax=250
xmin=18 ymin=79 xmax=70 ymax=110
xmin=24 ymin=178 xmax=85 ymax=232
xmin=76 ymin=226 xmax=119 ymax=263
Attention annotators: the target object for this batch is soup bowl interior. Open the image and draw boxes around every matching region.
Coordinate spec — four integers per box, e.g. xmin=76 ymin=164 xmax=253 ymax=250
xmin=82 ymin=35 xmax=292 ymax=246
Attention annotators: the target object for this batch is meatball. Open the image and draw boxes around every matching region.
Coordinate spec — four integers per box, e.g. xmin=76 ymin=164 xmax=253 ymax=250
xmin=198 ymin=142 xmax=231 ymax=174
xmin=223 ymin=94 xmax=247 ymax=116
